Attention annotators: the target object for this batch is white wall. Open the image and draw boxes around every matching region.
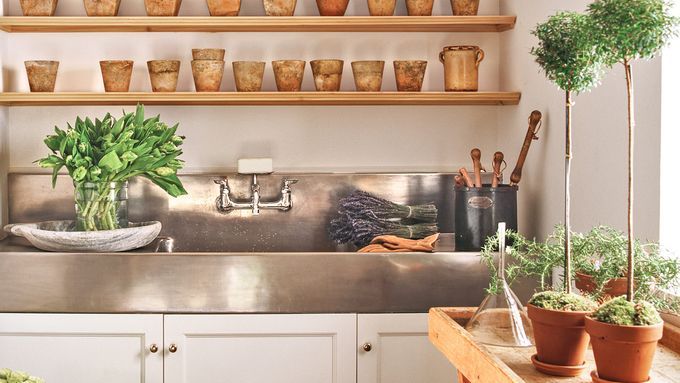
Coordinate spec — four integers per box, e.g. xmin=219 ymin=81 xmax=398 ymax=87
xmin=499 ymin=0 xmax=662 ymax=241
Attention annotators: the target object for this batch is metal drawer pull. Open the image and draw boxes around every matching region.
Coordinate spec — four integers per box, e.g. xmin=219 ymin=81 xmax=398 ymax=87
xmin=169 ymin=344 xmax=178 ymax=353
xmin=149 ymin=344 xmax=158 ymax=353
xmin=362 ymin=343 xmax=372 ymax=352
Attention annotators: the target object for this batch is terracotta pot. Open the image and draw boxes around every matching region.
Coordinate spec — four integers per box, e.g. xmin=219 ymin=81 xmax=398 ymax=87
xmin=405 ymin=0 xmax=433 ymax=16
xmin=527 ymin=304 xmax=591 ymax=376
xmin=192 ymin=48 xmax=226 ymax=61
xmin=191 ymin=60 xmax=224 ymax=92
xmin=272 ymin=60 xmax=305 ymax=91
xmin=147 ymin=60 xmax=180 ymax=92
xmin=310 ymin=59 xmax=343 ymax=92
xmin=20 ymin=0 xmax=58 ymax=16
xmin=439 ymin=45 xmax=484 ymax=91
xmin=576 ymin=272 xmax=629 ymax=300
xmin=24 ymin=61 xmax=59 ymax=92
xmin=100 ymin=60 xmax=133 ymax=92
xmin=263 ymin=0 xmax=296 ymax=16
xmin=450 ymin=0 xmax=479 ymax=15
xmin=585 ymin=316 xmax=663 ymax=382
xmin=316 ymin=0 xmax=350 ymax=16
xmin=393 ymin=60 xmax=427 ymax=91
xmin=144 ymin=0 xmax=182 ymax=16
xmin=207 ymin=0 xmax=241 ymax=16
xmin=83 ymin=0 xmax=121 ymax=16
xmin=367 ymin=0 xmax=396 ymax=16
xmin=233 ymin=61 xmax=266 ymax=92
xmin=351 ymin=61 xmax=384 ymax=92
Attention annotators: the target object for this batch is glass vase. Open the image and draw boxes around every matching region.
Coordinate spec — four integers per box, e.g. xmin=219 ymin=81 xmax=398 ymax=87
xmin=75 ymin=181 xmax=128 ymax=231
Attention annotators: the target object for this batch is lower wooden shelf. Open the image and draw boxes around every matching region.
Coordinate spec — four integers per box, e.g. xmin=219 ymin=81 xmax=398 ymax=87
xmin=428 ymin=307 xmax=680 ymax=383
xmin=0 ymin=91 xmax=521 ymax=106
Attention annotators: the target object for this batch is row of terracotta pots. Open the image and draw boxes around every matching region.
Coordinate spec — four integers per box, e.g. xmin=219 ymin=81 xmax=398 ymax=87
xmin=19 ymin=0 xmax=479 ymax=17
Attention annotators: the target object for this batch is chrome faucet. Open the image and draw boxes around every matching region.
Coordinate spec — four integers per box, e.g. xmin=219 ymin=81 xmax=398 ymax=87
xmin=214 ymin=175 xmax=298 ymax=215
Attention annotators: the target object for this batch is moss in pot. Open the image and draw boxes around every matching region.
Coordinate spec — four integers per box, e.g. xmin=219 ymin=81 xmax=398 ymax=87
xmin=585 ymin=297 xmax=663 ymax=382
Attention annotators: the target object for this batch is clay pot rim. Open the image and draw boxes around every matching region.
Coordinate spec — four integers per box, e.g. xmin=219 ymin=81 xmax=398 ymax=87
xmin=100 ymin=60 xmax=134 ymax=65
xmin=192 ymin=49 xmax=226 ymax=61
xmin=527 ymin=303 xmax=592 ymax=327
xmin=24 ymin=60 xmax=59 ymax=66
xmin=272 ymin=60 xmax=306 ymax=64
xmin=232 ymin=61 xmax=266 ymax=65
xmin=442 ymin=45 xmax=482 ymax=52
xmin=311 ymin=59 xmax=344 ymax=64
xmin=585 ymin=316 xmax=663 ymax=342
xmin=590 ymin=369 xmax=651 ymax=383
xmin=530 ymin=354 xmax=587 ymax=377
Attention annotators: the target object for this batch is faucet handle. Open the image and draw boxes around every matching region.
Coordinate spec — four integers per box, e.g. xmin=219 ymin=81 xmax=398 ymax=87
xmin=283 ymin=178 xmax=299 ymax=189
xmin=214 ymin=178 xmax=230 ymax=190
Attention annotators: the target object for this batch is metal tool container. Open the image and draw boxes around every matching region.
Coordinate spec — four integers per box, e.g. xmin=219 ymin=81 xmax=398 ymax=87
xmin=454 ymin=185 xmax=518 ymax=251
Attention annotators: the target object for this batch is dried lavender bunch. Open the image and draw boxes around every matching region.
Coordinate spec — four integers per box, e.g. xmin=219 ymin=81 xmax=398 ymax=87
xmin=338 ymin=190 xmax=437 ymax=223
xmin=330 ymin=213 xmax=438 ymax=247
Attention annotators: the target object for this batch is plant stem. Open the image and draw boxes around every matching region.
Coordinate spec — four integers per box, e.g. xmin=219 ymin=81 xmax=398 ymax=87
xmin=565 ymin=90 xmax=573 ymax=294
xmin=624 ymin=60 xmax=635 ymax=302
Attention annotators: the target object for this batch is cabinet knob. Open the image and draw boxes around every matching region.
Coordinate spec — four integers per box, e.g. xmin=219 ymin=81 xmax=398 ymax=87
xmin=169 ymin=344 xmax=178 ymax=353
xmin=149 ymin=344 xmax=158 ymax=353
xmin=362 ymin=343 xmax=373 ymax=352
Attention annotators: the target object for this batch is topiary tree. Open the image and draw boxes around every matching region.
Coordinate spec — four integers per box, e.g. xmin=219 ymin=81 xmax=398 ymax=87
xmin=531 ymin=12 xmax=604 ymax=294
xmin=588 ymin=0 xmax=678 ymax=302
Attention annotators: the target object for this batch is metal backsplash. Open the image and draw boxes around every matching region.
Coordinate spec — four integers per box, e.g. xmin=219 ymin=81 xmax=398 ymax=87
xmin=8 ymin=172 xmax=493 ymax=252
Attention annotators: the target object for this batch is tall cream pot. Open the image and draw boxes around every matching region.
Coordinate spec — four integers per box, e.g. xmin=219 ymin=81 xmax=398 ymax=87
xmin=439 ymin=45 xmax=484 ymax=91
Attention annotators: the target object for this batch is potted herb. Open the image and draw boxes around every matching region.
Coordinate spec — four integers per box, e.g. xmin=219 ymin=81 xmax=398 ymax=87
xmin=584 ymin=1 xmax=678 ymax=381
xmin=37 ymin=104 xmax=187 ymax=231
xmin=525 ymin=11 xmax=602 ymax=376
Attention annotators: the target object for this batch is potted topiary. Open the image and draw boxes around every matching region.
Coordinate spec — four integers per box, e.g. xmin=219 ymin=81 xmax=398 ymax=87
xmin=584 ymin=2 xmax=678 ymax=380
xmin=525 ymin=11 xmax=603 ymax=377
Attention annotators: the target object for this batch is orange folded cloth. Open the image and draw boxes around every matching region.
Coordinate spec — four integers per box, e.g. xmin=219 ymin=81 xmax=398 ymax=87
xmin=358 ymin=233 xmax=440 ymax=253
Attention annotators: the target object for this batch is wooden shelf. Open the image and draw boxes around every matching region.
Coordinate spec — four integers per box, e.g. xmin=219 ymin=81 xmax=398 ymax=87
xmin=0 ymin=91 xmax=521 ymax=106
xmin=0 ymin=16 xmax=516 ymax=33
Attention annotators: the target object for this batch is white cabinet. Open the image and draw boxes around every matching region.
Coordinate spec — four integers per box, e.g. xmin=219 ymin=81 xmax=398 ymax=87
xmin=0 ymin=314 xmax=163 ymax=383
xmin=357 ymin=313 xmax=457 ymax=383
xmin=164 ymin=314 xmax=356 ymax=383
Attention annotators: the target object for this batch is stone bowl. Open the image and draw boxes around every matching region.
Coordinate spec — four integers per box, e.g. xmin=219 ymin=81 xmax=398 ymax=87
xmin=4 ymin=221 xmax=161 ymax=252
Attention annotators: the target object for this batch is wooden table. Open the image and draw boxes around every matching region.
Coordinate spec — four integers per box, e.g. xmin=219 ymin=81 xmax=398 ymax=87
xmin=428 ymin=307 xmax=680 ymax=383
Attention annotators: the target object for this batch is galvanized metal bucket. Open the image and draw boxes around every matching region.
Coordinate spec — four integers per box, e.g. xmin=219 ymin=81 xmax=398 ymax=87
xmin=454 ymin=185 xmax=518 ymax=251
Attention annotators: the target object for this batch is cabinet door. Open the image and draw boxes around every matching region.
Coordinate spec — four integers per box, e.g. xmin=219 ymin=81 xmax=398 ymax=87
xmin=164 ymin=314 xmax=356 ymax=383
xmin=357 ymin=313 xmax=456 ymax=383
xmin=0 ymin=314 xmax=163 ymax=383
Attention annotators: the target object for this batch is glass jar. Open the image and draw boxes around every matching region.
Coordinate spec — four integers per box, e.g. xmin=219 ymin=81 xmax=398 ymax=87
xmin=75 ymin=181 xmax=128 ymax=231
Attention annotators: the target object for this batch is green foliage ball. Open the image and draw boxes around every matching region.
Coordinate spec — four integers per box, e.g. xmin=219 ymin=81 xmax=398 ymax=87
xmin=592 ymin=296 xmax=662 ymax=326
xmin=529 ymin=291 xmax=598 ymax=312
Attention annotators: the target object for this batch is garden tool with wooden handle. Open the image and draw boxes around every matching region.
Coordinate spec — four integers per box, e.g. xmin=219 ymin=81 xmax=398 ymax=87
xmin=510 ymin=110 xmax=542 ymax=186
xmin=458 ymin=168 xmax=474 ymax=187
xmin=470 ymin=148 xmax=483 ymax=187
xmin=492 ymin=151 xmax=505 ymax=187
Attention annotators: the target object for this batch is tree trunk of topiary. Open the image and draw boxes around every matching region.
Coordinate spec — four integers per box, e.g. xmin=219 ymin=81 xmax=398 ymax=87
xmin=624 ymin=60 xmax=635 ymax=302
xmin=565 ymin=90 xmax=573 ymax=294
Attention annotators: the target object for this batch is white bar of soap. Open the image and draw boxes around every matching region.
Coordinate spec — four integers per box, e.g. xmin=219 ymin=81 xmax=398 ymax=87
xmin=238 ymin=158 xmax=273 ymax=174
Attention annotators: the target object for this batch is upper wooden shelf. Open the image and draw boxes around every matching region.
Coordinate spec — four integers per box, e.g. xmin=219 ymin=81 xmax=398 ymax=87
xmin=0 ymin=91 xmax=521 ymax=106
xmin=0 ymin=16 xmax=516 ymax=33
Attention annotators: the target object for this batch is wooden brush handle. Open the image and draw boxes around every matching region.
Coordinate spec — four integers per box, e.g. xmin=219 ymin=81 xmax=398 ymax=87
xmin=454 ymin=175 xmax=464 ymax=187
xmin=470 ymin=148 xmax=483 ymax=187
xmin=459 ymin=168 xmax=474 ymax=188
xmin=492 ymin=151 xmax=504 ymax=187
xmin=510 ymin=110 xmax=542 ymax=185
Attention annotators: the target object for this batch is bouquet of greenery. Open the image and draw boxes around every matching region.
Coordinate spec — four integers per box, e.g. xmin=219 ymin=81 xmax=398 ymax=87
xmin=37 ymin=104 xmax=187 ymax=231
xmin=0 ymin=368 xmax=44 ymax=383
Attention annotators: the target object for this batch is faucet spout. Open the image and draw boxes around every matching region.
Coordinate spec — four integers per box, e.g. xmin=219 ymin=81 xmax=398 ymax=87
xmin=214 ymin=176 xmax=298 ymax=215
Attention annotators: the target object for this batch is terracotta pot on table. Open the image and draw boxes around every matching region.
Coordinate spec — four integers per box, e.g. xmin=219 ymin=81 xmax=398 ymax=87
xmin=25 ymin=60 xmax=59 ymax=92
xmin=147 ymin=60 xmax=180 ymax=92
xmin=233 ymin=61 xmax=266 ymax=92
xmin=351 ymin=60 xmax=384 ymax=92
xmin=393 ymin=60 xmax=427 ymax=91
xmin=576 ymin=272 xmax=630 ymax=300
xmin=310 ymin=59 xmax=344 ymax=91
xmin=100 ymin=60 xmax=133 ymax=92
xmin=272 ymin=60 xmax=305 ymax=91
xmin=20 ymin=0 xmax=58 ymax=16
xmin=83 ymin=0 xmax=121 ymax=16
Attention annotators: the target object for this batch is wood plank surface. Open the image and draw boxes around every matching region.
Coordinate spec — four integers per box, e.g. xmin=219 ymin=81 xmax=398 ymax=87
xmin=0 ymin=91 xmax=522 ymax=106
xmin=0 ymin=16 xmax=516 ymax=33
xmin=429 ymin=307 xmax=680 ymax=383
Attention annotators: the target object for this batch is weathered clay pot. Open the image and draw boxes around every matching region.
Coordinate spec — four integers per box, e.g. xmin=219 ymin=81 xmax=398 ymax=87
xmin=405 ymin=0 xmax=433 ymax=16
xmin=20 ymin=0 xmax=58 ymax=16
xmin=272 ymin=60 xmax=305 ymax=91
xmin=263 ymin=0 xmax=297 ymax=16
xmin=393 ymin=60 xmax=427 ymax=91
xmin=585 ymin=316 xmax=663 ymax=383
xmin=191 ymin=60 xmax=224 ymax=92
xmin=192 ymin=48 xmax=226 ymax=61
xmin=310 ymin=59 xmax=343 ymax=92
xmin=450 ymin=0 xmax=479 ymax=15
xmin=83 ymin=0 xmax=121 ymax=16
xmin=316 ymin=0 xmax=350 ymax=16
xmin=147 ymin=60 xmax=180 ymax=92
xmin=576 ymin=272 xmax=629 ymax=300
xmin=367 ymin=0 xmax=395 ymax=16
xmin=233 ymin=61 xmax=266 ymax=92
xmin=351 ymin=61 xmax=384 ymax=92
xmin=100 ymin=60 xmax=133 ymax=92
xmin=144 ymin=0 xmax=182 ymax=16
xmin=25 ymin=61 xmax=59 ymax=92
xmin=440 ymin=45 xmax=484 ymax=91
xmin=207 ymin=0 xmax=241 ymax=16
xmin=527 ymin=304 xmax=591 ymax=377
